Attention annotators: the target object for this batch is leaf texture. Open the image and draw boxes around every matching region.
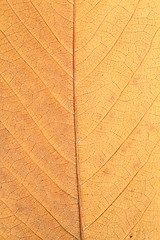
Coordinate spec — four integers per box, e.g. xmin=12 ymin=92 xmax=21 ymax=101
xmin=0 ymin=0 xmax=160 ymax=240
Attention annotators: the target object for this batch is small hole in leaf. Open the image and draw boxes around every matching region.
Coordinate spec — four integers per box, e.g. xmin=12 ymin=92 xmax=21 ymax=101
xmin=130 ymin=236 xmax=133 ymax=238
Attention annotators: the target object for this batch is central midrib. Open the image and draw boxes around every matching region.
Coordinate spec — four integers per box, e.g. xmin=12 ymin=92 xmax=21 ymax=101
xmin=72 ymin=0 xmax=83 ymax=239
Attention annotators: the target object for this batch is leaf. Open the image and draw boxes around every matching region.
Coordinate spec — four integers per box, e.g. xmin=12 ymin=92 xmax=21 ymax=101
xmin=0 ymin=0 xmax=160 ymax=240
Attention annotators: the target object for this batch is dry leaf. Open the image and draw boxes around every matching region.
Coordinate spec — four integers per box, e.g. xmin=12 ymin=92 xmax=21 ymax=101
xmin=0 ymin=0 xmax=160 ymax=239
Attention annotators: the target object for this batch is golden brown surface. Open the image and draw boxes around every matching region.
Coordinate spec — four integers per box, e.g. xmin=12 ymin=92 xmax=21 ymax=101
xmin=0 ymin=0 xmax=160 ymax=239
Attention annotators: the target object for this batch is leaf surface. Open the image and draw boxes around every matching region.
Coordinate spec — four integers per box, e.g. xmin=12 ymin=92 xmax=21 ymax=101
xmin=0 ymin=0 xmax=160 ymax=239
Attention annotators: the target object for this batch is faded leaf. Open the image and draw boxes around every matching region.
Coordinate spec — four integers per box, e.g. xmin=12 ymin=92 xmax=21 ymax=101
xmin=0 ymin=0 xmax=160 ymax=240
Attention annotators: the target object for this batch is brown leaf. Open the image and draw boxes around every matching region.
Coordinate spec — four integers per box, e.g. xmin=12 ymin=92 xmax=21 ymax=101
xmin=0 ymin=0 xmax=160 ymax=239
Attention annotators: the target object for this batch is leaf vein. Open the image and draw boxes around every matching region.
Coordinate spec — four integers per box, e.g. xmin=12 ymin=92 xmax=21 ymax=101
xmin=6 ymin=0 xmax=72 ymax=77
xmin=85 ymin=138 xmax=160 ymax=229
xmin=83 ymin=92 xmax=160 ymax=184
